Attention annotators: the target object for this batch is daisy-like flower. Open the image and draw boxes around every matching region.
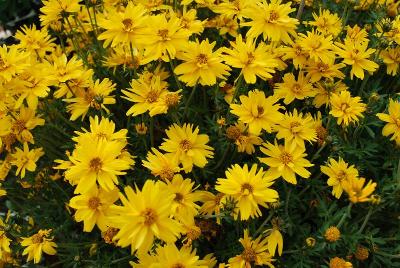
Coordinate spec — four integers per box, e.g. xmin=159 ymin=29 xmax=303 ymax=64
xmin=259 ymin=140 xmax=313 ymax=184
xmin=10 ymin=143 xmax=44 ymax=179
xmin=308 ymin=9 xmax=342 ymax=37
xmin=377 ymin=99 xmax=400 ymax=145
xmin=15 ymin=24 xmax=55 ymax=58
xmin=230 ymin=89 xmax=283 ymax=135
xmin=329 ymin=257 xmax=353 ymax=268
xmin=212 ymin=0 xmax=252 ymax=20
xmin=298 ymin=30 xmax=335 ymax=64
xmin=281 ymin=41 xmax=308 ymax=69
xmin=215 ymin=164 xmax=279 ymax=220
xmin=140 ymin=13 xmax=191 ymax=61
xmin=242 ymin=0 xmax=298 ymax=43
xmin=97 ymin=2 xmax=148 ymax=48
xmin=161 ymin=174 xmax=201 ymax=221
xmin=174 ymin=39 xmax=231 ymax=86
xmin=380 ymin=47 xmax=400 ymax=76
xmin=335 ymin=39 xmax=379 ymax=80
xmin=69 ymin=186 xmax=119 ymax=232
xmin=274 ymin=109 xmax=317 ymax=148
xmin=226 ymin=122 xmax=263 ymax=155
xmin=39 ymin=0 xmax=80 ymax=29
xmin=274 ymin=72 xmax=316 ymax=104
xmin=265 ymin=221 xmax=284 ymax=256
xmin=222 ymin=35 xmax=278 ymax=84
xmin=10 ymin=106 xmax=45 ymax=144
xmin=313 ymin=80 xmax=347 ymax=108
xmin=342 ymin=177 xmax=377 ymax=203
xmin=135 ymin=243 xmax=207 ymax=268
xmin=198 ymin=191 xmax=226 ymax=224
xmin=122 ymin=75 xmax=169 ymax=117
xmin=64 ymin=138 xmax=133 ymax=193
xmin=329 ymin=90 xmax=366 ymax=126
xmin=160 ymin=124 xmax=214 ymax=173
xmin=179 ymin=9 xmax=205 ymax=35
xmin=305 ymin=58 xmax=345 ymax=83
xmin=21 ymin=229 xmax=57 ymax=264
xmin=142 ymin=148 xmax=180 ymax=181
xmin=0 ymin=45 xmax=30 ymax=82
xmin=320 ymin=158 xmax=359 ymax=199
xmin=109 ymin=180 xmax=183 ymax=253
xmin=50 ymin=54 xmax=84 ymax=84
xmin=65 ymin=78 xmax=116 ymax=121
xmin=228 ymin=229 xmax=275 ymax=268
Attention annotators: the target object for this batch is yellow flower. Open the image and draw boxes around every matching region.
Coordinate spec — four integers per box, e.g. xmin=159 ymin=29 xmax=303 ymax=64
xmin=321 ymin=158 xmax=359 ymax=199
xmin=215 ymin=164 xmax=279 ymax=220
xmin=21 ymin=229 xmax=57 ymax=264
xmin=122 ymin=75 xmax=169 ymax=117
xmin=228 ymin=229 xmax=275 ymax=268
xmin=15 ymin=24 xmax=55 ymax=58
xmin=10 ymin=106 xmax=45 ymax=144
xmin=380 ymin=47 xmax=400 ymax=76
xmin=242 ymin=0 xmax=298 ymax=43
xmin=308 ymin=9 xmax=342 ymax=37
xmin=140 ymin=13 xmax=191 ymax=61
xmin=259 ymin=140 xmax=313 ymax=184
xmin=313 ymin=80 xmax=347 ymax=108
xmin=0 ymin=44 xmax=30 ymax=82
xmin=174 ymin=39 xmax=231 ymax=86
xmin=65 ymin=138 xmax=133 ymax=193
xmin=305 ymin=58 xmax=345 ymax=83
xmin=0 ymin=218 xmax=11 ymax=259
xmin=212 ymin=0 xmax=252 ymax=20
xmin=0 ymin=183 xmax=6 ymax=197
xmin=198 ymin=191 xmax=226 ymax=224
xmin=335 ymin=39 xmax=378 ymax=80
xmin=222 ymin=35 xmax=278 ymax=84
xmin=135 ymin=122 xmax=148 ymax=135
xmin=329 ymin=90 xmax=366 ymax=126
xmin=377 ymin=99 xmax=400 ymax=145
xmin=342 ymin=177 xmax=377 ymax=203
xmin=97 ymin=3 xmax=148 ymax=47
xmin=65 ymin=78 xmax=116 ymax=120
xmin=135 ymin=243 xmax=207 ymax=268
xmin=281 ymin=41 xmax=308 ymax=69
xmin=69 ymin=186 xmax=119 ymax=232
xmin=329 ymin=257 xmax=353 ymax=268
xmin=49 ymin=54 xmax=84 ymax=85
xmin=274 ymin=109 xmax=317 ymax=148
xmin=230 ymin=89 xmax=283 ymax=135
xmin=160 ymin=124 xmax=214 ymax=173
xmin=324 ymin=226 xmax=341 ymax=242
xmin=10 ymin=143 xmax=44 ymax=179
xmin=354 ymin=245 xmax=369 ymax=261
xmin=274 ymin=72 xmax=316 ymax=104
xmin=109 ymin=180 xmax=183 ymax=253
xmin=142 ymin=148 xmax=180 ymax=181
xmin=264 ymin=221 xmax=283 ymax=256
xmin=179 ymin=9 xmax=205 ymax=35
xmin=298 ymin=30 xmax=335 ymax=63
xmin=40 ymin=0 xmax=80 ymax=29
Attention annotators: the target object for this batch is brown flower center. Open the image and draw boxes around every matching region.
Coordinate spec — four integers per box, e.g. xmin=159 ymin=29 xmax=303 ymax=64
xmin=122 ymin=18 xmax=135 ymax=32
xmin=196 ymin=53 xmax=208 ymax=66
xmin=256 ymin=105 xmax=264 ymax=117
xmin=336 ymin=170 xmax=347 ymax=181
xmin=317 ymin=62 xmax=329 ymax=72
xmin=141 ymin=208 xmax=157 ymax=226
xmin=280 ymin=152 xmax=293 ymax=165
xmin=269 ymin=10 xmax=279 ymax=22
xmin=174 ymin=192 xmax=184 ymax=203
xmin=31 ymin=233 xmax=44 ymax=244
xmin=159 ymin=167 xmax=175 ymax=181
xmin=292 ymin=84 xmax=302 ymax=93
xmin=171 ymin=264 xmax=185 ymax=268
xmin=146 ymin=90 xmax=159 ymax=103
xmin=158 ymin=29 xmax=170 ymax=41
xmin=340 ymin=103 xmax=350 ymax=111
xmin=289 ymin=121 xmax=301 ymax=133
xmin=88 ymin=197 xmax=100 ymax=210
xmin=179 ymin=139 xmax=192 ymax=152
xmin=241 ymin=183 xmax=254 ymax=195
xmin=89 ymin=157 xmax=103 ymax=172
xmin=241 ymin=247 xmax=256 ymax=263
xmin=246 ymin=52 xmax=255 ymax=65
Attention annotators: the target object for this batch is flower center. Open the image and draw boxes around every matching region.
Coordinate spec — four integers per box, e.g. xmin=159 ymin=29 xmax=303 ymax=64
xmin=317 ymin=62 xmax=329 ymax=72
xmin=31 ymin=233 xmax=44 ymax=244
xmin=141 ymin=208 xmax=157 ymax=226
xmin=89 ymin=157 xmax=103 ymax=172
xmin=241 ymin=247 xmax=256 ymax=263
xmin=174 ymin=192 xmax=184 ymax=203
xmin=246 ymin=52 xmax=255 ymax=65
xmin=12 ymin=119 xmax=26 ymax=133
xmin=0 ymin=58 xmax=9 ymax=71
xmin=88 ymin=197 xmax=100 ymax=210
xmin=171 ymin=264 xmax=185 ymax=268
xmin=280 ymin=152 xmax=293 ymax=165
xmin=159 ymin=167 xmax=175 ymax=181
xmin=336 ymin=170 xmax=347 ymax=181
xmin=269 ymin=10 xmax=279 ymax=22
xmin=196 ymin=53 xmax=208 ymax=67
xmin=340 ymin=103 xmax=350 ymax=112
xmin=289 ymin=121 xmax=301 ymax=133
xmin=158 ymin=29 xmax=170 ymax=41
xmin=146 ymin=90 xmax=159 ymax=103
xmin=179 ymin=139 xmax=192 ymax=152
xmin=122 ymin=18 xmax=135 ymax=33
xmin=256 ymin=105 xmax=264 ymax=117
xmin=241 ymin=183 xmax=254 ymax=195
xmin=292 ymin=84 xmax=302 ymax=93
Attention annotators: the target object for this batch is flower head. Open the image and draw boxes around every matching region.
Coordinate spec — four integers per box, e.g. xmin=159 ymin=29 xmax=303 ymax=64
xmin=329 ymin=90 xmax=366 ymax=126
xmin=21 ymin=229 xmax=57 ymax=264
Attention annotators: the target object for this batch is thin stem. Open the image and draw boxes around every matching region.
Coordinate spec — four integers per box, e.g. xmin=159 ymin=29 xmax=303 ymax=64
xmin=213 ymin=144 xmax=230 ymax=170
xmin=150 ymin=117 xmax=154 ymax=148
xmin=296 ymin=0 xmax=306 ymax=20
xmin=129 ymin=43 xmax=137 ymax=79
xmin=358 ymin=207 xmax=373 ymax=234
xmin=310 ymin=142 xmax=327 ymax=162
xmin=183 ymin=83 xmax=198 ymax=119
xmin=337 ymin=203 xmax=353 ymax=228
xmin=254 ymin=211 xmax=274 ymax=237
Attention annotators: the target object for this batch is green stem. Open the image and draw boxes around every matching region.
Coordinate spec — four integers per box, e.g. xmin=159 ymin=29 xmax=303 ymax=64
xmin=129 ymin=43 xmax=137 ymax=79
xmin=213 ymin=144 xmax=230 ymax=170
xmin=337 ymin=203 xmax=353 ymax=228
xmin=296 ymin=0 xmax=306 ymax=20
xmin=150 ymin=117 xmax=154 ymax=148
xmin=358 ymin=207 xmax=373 ymax=234
xmin=183 ymin=83 xmax=198 ymax=119
xmin=254 ymin=211 xmax=274 ymax=237
xmin=168 ymin=54 xmax=184 ymax=91
xmin=310 ymin=142 xmax=327 ymax=162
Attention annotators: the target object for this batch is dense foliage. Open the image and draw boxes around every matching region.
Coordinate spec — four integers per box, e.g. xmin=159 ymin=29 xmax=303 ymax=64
xmin=0 ymin=0 xmax=400 ymax=267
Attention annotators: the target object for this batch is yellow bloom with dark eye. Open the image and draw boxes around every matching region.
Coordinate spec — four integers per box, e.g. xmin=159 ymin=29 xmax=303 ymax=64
xmin=135 ymin=243 xmax=207 ymax=268
xmin=109 ymin=180 xmax=183 ymax=254
xmin=321 ymin=158 xmax=359 ymax=199
xmin=335 ymin=39 xmax=378 ymax=80
xmin=65 ymin=138 xmax=133 ymax=193
xmin=259 ymin=140 xmax=313 ymax=185
xmin=10 ymin=106 xmax=45 ymax=144
xmin=50 ymin=54 xmax=84 ymax=84
xmin=329 ymin=90 xmax=366 ymax=126
xmin=140 ymin=14 xmax=191 ymax=62
xmin=229 ymin=122 xmax=263 ymax=155
xmin=377 ymin=99 xmax=400 ymax=145
xmin=274 ymin=109 xmax=317 ymax=148
xmin=305 ymin=58 xmax=345 ymax=83
xmin=242 ymin=0 xmax=298 ymax=43
xmin=215 ymin=164 xmax=279 ymax=220
xmin=122 ymin=75 xmax=169 ymax=117
xmin=212 ymin=0 xmax=252 ymax=20
xmin=281 ymin=41 xmax=308 ymax=69
xmin=15 ymin=24 xmax=55 ymax=58
xmin=142 ymin=148 xmax=180 ymax=181
xmin=160 ymin=124 xmax=214 ymax=173
xmin=21 ymin=229 xmax=57 ymax=264
xmin=69 ymin=186 xmax=119 ymax=232
xmin=65 ymin=78 xmax=116 ymax=121
xmin=230 ymin=89 xmax=283 ymax=135
xmin=308 ymin=9 xmax=342 ymax=37
xmin=10 ymin=143 xmax=44 ymax=179
xmin=313 ymin=80 xmax=347 ymax=108
xmin=97 ymin=3 xmax=148 ymax=48
xmin=228 ymin=229 xmax=275 ymax=268
xmin=179 ymin=8 xmax=205 ymax=35
xmin=380 ymin=47 xmax=400 ymax=76
xmin=274 ymin=72 xmax=316 ymax=104
xmin=40 ymin=0 xmax=80 ymax=29
xmin=342 ymin=177 xmax=377 ymax=204
xmin=298 ymin=30 xmax=335 ymax=64
xmin=222 ymin=35 xmax=278 ymax=84
xmin=0 ymin=45 xmax=30 ymax=82
xmin=174 ymin=39 xmax=231 ymax=86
